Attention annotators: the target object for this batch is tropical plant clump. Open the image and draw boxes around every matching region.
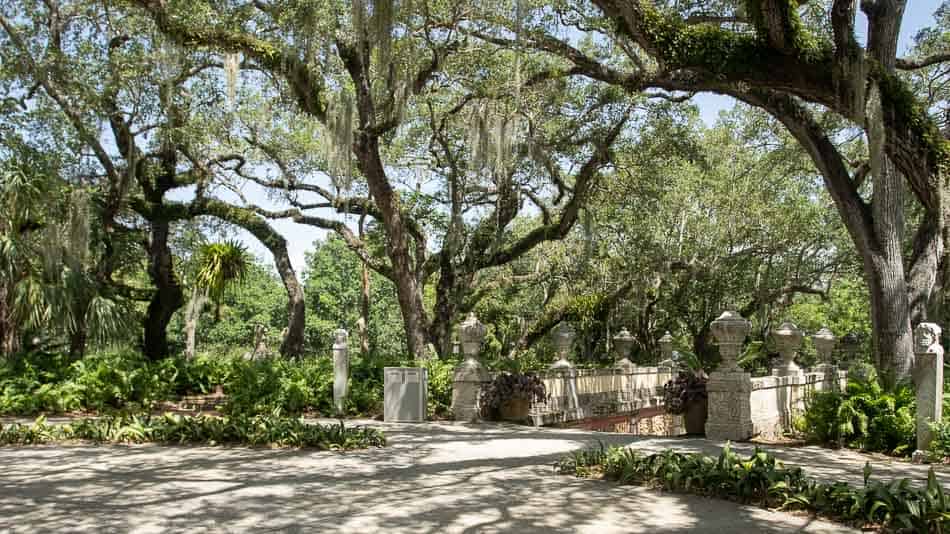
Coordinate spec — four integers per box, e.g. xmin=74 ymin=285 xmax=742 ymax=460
xmin=0 ymin=350 xmax=456 ymax=419
xmin=800 ymin=377 xmax=915 ymax=456
xmin=0 ymin=414 xmax=386 ymax=450
xmin=662 ymin=370 xmax=707 ymax=415
xmin=557 ymin=443 xmax=950 ymax=532
xmin=478 ymin=372 xmax=546 ymax=420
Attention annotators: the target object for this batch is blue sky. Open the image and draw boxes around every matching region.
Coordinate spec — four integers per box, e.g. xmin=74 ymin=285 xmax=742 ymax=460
xmin=231 ymin=3 xmax=947 ymax=276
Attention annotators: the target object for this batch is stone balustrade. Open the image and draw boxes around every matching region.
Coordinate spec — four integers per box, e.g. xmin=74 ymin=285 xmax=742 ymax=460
xmin=750 ymin=370 xmax=847 ymax=439
xmin=525 ymin=366 xmax=675 ymax=426
xmin=449 ymin=312 xmax=862 ymax=441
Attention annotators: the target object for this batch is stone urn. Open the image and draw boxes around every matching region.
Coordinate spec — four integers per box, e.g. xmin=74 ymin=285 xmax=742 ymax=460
xmin=549 ymin=322 xmax=576 ymax=369
xmin=613 ymin=328 xmax=635 ymax=371
xmin=772 ymin=322 xmax=804 ymax=377
xmin=710 ymin=311 xmax=751 ymax=373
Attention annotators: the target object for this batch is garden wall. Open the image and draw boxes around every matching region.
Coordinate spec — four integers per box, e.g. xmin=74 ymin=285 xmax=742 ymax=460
xmin=750 ymin=368 xmax=847 ymax=439
xmin=524 ymin=366 xmax=675 ymax=427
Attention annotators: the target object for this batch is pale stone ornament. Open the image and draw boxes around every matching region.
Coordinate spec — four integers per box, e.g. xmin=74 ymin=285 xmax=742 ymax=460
xmin=613 ymin=327 xmax=636 ymax=371
xmin=451 ymin=313 xmax=490 ymax=421
xmin=705 ymin=311 xmax=754 ymax=441
xmin=912 ymin=323 xmax=944 ymax=463
xmin=772 ymin=322 xmax=804 ymax=377
xmin=549 ymin=322 xmax=576 ymax=369
xmin=332 ymin=328 xmax=349 ymax=415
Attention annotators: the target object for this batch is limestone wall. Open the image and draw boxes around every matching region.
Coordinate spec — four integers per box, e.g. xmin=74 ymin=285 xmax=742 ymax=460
xmin=526 ymin=366 xmax=675 ymax=426
xmin=749 ymin=369 xmax=847 ymax=439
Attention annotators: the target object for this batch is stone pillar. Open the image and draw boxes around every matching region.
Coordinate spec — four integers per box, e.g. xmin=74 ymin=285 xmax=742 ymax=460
xmin=451 ymin=313 xmax=490 ymax=422
xmin=705 ymin=311 xmax=754 ymax=441
xmin=613 ymin=327 xmax=635 ymax=372
xmin=812 ymin=327 xmax=839 ymax=391
xmin=549 ymin=322 xmax=576 ymax=369
xmin=772 ymin=322 xmax=804 ymax=377
xmin=913 ymin=323 xmax=944 ymax=463
xmin=332 ymin=328 xmax=349 ymax=415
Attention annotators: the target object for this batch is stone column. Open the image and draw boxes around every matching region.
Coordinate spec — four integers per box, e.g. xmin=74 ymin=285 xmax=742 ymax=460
xmin=705 ymin=311 xmax=754 ymax=441
xmin=451 ymin=313 xmax=490 ymax=422
xmin=913 ymin=323 xmax=944 ymax=463
xmin=332 ymin=328 xmax=349 ymax=415
xmin=812 ymin=327 xmax=839 ymax=391
xmin=549 ymin=322 xmax=576 ymax=369
xmin=613 ymin=327 xmax=635 ymax=372
xmin=772 ymin=322 xmax=804 ymax=377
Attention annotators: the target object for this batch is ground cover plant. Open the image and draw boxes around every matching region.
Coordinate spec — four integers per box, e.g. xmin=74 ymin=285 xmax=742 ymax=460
xmin=0 ymin=414 xmax=386 ymax=450
xmin=0 ymin=350 xmax=456 ymax=419
xmin=557 ymin=443 xmax=950 ymax=532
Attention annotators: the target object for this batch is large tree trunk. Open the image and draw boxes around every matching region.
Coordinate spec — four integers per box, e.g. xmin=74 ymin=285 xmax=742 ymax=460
xmin=358 ymin=216 xmax=371 ymax=355
xmin=276 ymin=251 xmax=306 ymax=358
xmin=142 ymin=219 xmax=184 ymax=360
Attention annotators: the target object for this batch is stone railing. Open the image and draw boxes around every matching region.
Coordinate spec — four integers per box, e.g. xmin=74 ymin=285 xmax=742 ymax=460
xmin=526 ymin=366 xmax=674 ymax=426
xmin=750 ymin=369 xmax=846 ymax=439
xmin=445 ymin=311 xmax=950 ymax=453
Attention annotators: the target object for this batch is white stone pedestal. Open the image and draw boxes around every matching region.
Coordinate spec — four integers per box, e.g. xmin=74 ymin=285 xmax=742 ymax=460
xmin=704 ymin=370 xmax=754 ymax=441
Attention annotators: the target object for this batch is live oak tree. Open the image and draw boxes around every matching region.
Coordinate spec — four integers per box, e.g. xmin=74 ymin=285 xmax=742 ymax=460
xmin=129 ymin=0 xmax=634 ymax=359
xmin=467 ymin=0 xmax=950 ymax=386
xmin=0 ymin=1 xmax=307 ymax=358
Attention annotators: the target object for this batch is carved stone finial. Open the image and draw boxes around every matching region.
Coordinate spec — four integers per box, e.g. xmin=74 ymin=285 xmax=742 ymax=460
xmin=613 ymin=327 xmax=635 ymax=371
xmin=915 ymin=323 xmax=943 ymax=356
xmin=333 ymin=328 xmax=349 ymax=348
xmin=459 ymin=313 xmax=487 ymax=360
xmin=550 ymin=322 xmax=576 ymax=369
xmin=710 ymin=311 xmax=750 ymax=372
xmin=772 ymin=322 xmax=804 ymax=376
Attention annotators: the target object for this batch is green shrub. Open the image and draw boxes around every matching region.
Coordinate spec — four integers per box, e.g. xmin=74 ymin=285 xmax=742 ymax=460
xmin=0 ymin=350 xmax=458 ymax=419
xmin=801 ymin=379 xmax=915 ymax=456
xmin=0 ymin=414 xmax=386 ymax=449
xmin=557 ymin=443 xmax=950 ymax=532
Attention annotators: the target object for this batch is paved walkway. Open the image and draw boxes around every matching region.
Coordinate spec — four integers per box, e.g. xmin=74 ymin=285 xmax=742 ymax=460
xmin=1 ymin=420 xmax=942 ymax=533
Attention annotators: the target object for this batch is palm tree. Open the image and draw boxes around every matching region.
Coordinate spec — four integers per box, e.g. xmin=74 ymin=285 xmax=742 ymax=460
xmin=0 ymin=158 xmax=127 ymax=358
xmin=196 ymin=240 xmax=250 ymax=322
xmin=183 ymin=239 xmax=250 ymax=358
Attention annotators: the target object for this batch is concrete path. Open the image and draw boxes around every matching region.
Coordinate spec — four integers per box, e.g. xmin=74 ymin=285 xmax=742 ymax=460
xmin=0 ymin=420 xmax=885 ymax=533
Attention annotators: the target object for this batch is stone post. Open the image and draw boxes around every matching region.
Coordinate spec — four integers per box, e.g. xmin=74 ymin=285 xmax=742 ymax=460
xmin=332 ymin=328 xmax=349 ymax=415
xmin=451 ymin=313 xmax=490 ymax=422
xmin=913 ymin=323 xmax=944 ymax=463
xmin=772 ymin=322 xmax=804 ymax=377
xmin=812 ymin=327 xmax=839 ymax=391
xmin=705 ymin=311 xmax=754 ymax=441
xmin=549 ymin=322 xmax=576 ymax=369
xmin=613 ymin=327 xmax=635 ymax=372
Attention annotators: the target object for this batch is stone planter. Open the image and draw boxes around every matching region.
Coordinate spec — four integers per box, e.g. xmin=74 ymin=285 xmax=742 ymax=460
xmin=499 ymin=398 xmax=531 ymax=422
xmin=684 ymin=398 xmax=707 ymax=435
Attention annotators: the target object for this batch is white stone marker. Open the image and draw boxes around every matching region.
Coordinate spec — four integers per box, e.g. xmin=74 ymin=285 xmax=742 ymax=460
xmin=912 ymin=323 xmax=944 ymax=463
xmin=451 ymin=313 xmax=490 ymax=422
xmin=705 ymin=311 xmax=754 ymax=441
xmin=332 ymin=328 xmax=349 ymax=415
